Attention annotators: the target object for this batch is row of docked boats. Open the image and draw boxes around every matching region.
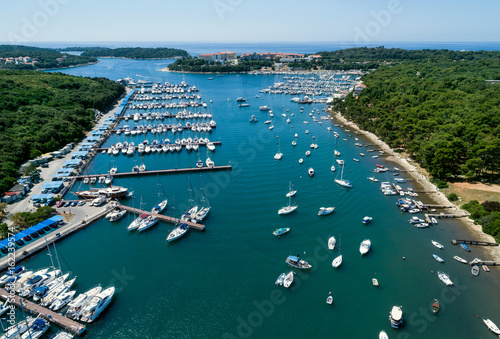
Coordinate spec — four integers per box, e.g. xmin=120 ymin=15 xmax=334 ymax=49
xmin=107 ymin=137 xmax=216 ymax=156
xmin=0 ymin=266 xmax=114 ymax=324
xmin=116 ymin=121 xmax=216 ymax=136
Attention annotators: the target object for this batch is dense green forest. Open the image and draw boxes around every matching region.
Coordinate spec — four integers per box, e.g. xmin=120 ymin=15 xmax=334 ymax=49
xmin=330 ymin=50 xmax=500 ymax=180
xmin=0 ymin=45 xmax=97 ymax=70
xmin=168 ymin=57 xmax=273 ymax=73
xmin=462 ymin=201 xmax=500 ymax=243
xmin=76 ymin=47 xmax=190 ymax=59
xmin=0 ymin=70 xmax=125 ymax=194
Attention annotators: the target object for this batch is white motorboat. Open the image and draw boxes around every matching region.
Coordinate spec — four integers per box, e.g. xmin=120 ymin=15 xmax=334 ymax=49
xmin=453 ymin=255 xmax=467 ymax=264
xmin=166 ymin=223 xmax=190 ymax=242
xmin=389 ymin=305 xmax=403 ymax=329
xmin=207 ymin=142 xmax=215 ymax=152
xmin=437 ymin=271 xmax=453 ymax=286
xmin=18 ymin=270 xmax=60 ymax=298
xmin=331 ymin=164 xmax=336 ymax=172
xmin=308 ymin=167 xmax=314 ymax=177
xmin=379 ymin=330 xmax=389 ymax=339
xmin=51 ymin=331 xmax=74 ymax=339
xmin=275 ymin=273 xmax=285 ymax=286
xmin=372 ymin=278 xmax=379 ymax=287
xmin=483 ymin=318 xmax=500 ymax=335
xmin=318 ymin=207 xmax=334 ymax=216
xmin=431 ymin=240 xmax=444 ymax=249
xmin=41 ymin=277 xmax=76 ymax=307
xmin=367 ymin=177 xmax=378 ymax=182
xmin=359 ymin=239 xmax=371 ymax=255
xmin=109 ymin=209 xmax=126 ymax=222
xmin=32 ymin=273 xmax=69 ymax=302
xmin=79 ymin=286 xmax=115 ymax=323
xmin=328 ymin=236 xmax=336 ymax=250
xmin=283 ymin=271 xmax=294 ymax=288
xmin=50 ymin=290 xmax=77 ymax=311
xmin=66 ymin=286 xmax=102 ymax=319
xmin=299 ymin=158 xmax=303 ymax=164
xmin=0 ymin=266 xmax=25 ymax=285
xmin=326 ymin=292 xmax=333 ymax=305
xmin=20 ymin=318 xmax=50 ymax=339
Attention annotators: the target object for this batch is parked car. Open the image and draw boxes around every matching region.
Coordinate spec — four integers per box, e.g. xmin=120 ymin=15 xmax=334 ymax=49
xmin=71 ymin=201 xmax=78 ymax=207
xmin=64 ymin=202 xmax=71 ymax=207
xmin=77 ymin=201 xmax=86 ymax=206
xmin=57 ymin=201 xmax=65 ymax=208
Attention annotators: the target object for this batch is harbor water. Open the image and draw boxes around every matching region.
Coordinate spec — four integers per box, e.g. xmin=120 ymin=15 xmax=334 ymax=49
xmin=16 ymin=57 xmax=500 ymax=338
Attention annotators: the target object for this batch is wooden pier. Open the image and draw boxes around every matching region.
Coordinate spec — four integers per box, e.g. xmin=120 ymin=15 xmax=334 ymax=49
xmin=97 ymin=141 xmax=221 ymax=151
xmin=73 ymin=165 xmax=232 ymax=180
xmin=451 ymin=239 xmax=499 ymax=247
xmin=116 ymin=204 xmax=205 ymax=231
xmin=424 ymin=213 xmax=469 ymax=223
xmin=0 ymin=288 xmax=86 ymax=336
xmin=468 ymin=260 xmax=500 ymax=267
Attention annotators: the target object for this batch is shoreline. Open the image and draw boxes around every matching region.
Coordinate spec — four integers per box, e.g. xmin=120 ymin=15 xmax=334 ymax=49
xmin=329 ymin=109 xmax=500 ymax=261
xmin=39 ymin=60 xmax=100 ymax=71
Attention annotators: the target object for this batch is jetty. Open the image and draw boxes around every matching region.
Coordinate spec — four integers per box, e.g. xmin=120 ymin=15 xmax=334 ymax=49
xmin=451 ymin=239 xmax=499 ymax=247
xmin=468 ymin=259 xmax=500 ymax=267
xmin=116 ymin=204 xmax=205 ymax=231
xmin=73 ymin=165 xmax=232 ymax=180
xmin=424 ymin=213 xmax=470 ymax=223
xmin=0 ymin=288 xmax=86 ymax=336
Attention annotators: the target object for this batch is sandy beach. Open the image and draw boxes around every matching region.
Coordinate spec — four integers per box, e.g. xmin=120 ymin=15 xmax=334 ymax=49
xmin=330 ymin=109 xmax=500 ymax=261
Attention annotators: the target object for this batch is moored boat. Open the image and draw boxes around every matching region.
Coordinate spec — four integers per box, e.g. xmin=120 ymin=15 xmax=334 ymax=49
xmin=285 ymin=255 xmax=311 ymax=269
xmin=437 ymin=271 xmax=453 ymax=286
xmin=359 ymin=239 xmax=371 ymax=255
xmin=379 ymin=330 xmax=388 ymax=339
xmin=460 ymin=243 xmax=471 ymax=252
xmin=433 ymin=254 xmax=444 ymax=263
xmin=283 ymin=271 xmax=294 ymax=288
xmin=389 ymin=305 xmax=403 ymax=329
xmin=275 ymin=273 xmax=285 ymax=286
xmin=318 ymin=207 xmax=334 ymax=216
xmin=483 ymin=317 xmax=500 ymax=335
xmin=471 ymin=265 xmax=479 ymax=276
xmin=432 ymin=298 xmax=440 ymax=314
xmin=482 ymin=264 xmax=490 ymax=272
xmin=166 ymin=223 xmax=190 ymax=242
xmin=453 ymin=255 xmax=467 ymax=264
xmin=431 ymin=240 xmax=444 ymax=249
xmin=372 ymin=278 xmax=379 ymax=287
xmin=332 ymin=255 xmax=342 ymax=268
xmin=362 ymin=216 xmax=373 ymax=224
xmin=328 ymin=236 xmax=336 ymax=250
xmin=326 ymin=292 xmax=333 ymax=305
xmin=273 ymin=228 xmax=290 ymax=237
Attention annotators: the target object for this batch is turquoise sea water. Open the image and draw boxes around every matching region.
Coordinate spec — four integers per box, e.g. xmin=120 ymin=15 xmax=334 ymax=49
xmin=17 ymin=58 xmax=500 ymax=338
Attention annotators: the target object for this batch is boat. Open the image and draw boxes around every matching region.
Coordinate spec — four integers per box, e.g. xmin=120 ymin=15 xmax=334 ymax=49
xmin=308 ymin=167 xmax=314 ymax=177
xmin=51 ymin=332 xmax=74 ymax=339
xmin=331 ymin=164 xmax=336 ymax=172
xmin=20 ymin=317 xmax=50 ymax=339
xmin=328 ymin=236 xmax=336 ymax=250
xmin=285 ymin=255 xmax=311 ymax=269
xmin=18 ymin=269 xmax=60 ymax=298
xmin=453 ymin=255 xmax=467 ymax=264
xmin=460 ymin=243 xmax=471 ymax=252
xmin=275 ymin=273 xmax=285 ymax=286
xmin=408 ymin=216 xmax=425 ymax=224
xmin=362 ymin=216 xmax=373 ymax=224
xmin=305 ymin=150 xmax=310 ymax=157
xmin=318 ymin=207 xmax=334 ymax=216
xmin=283 ymin=271 xmax=294 ymax=288
xmin=259 ymin=105 xmax=270 ymax=111
xmin=166 ymin=223 xmax=190 ymax=242
xmin=431 ymin=217 xmax=438 ymax=224
xmin=50 ymin=289 xmax=77 ymax=311
xmin=389 ymin=305 xmax=403 ymax=329
xmin=207 ymin=142 xmax=216 ymax=152
xmin=483 ymin=264 xmax=490 ymax=272
xmin=432 ymin=298 xmax=440 ymax=314
xmin=66 ymin=286 xmax=102 ymax=319
xmin=40 ymin=276 xmax=76 ymax=307
xmin=128 ymin=212 xmax=148 ymax=231
xmin=273 ymin=228 xmax=290 ymax=237
xmin=285 ymin=182 xmax=297 ymax=198
xmin=239 ymin=103 xmax=250 ymax=107
xmin=326 ymin=292 xmax=333 ymax=305
xmin=483 ymin=318 xmax=500 ymax=335
xmin=433 ymin=254 xmax=444 ymax=263
xmin=0 ymin=265 xmax=25 ymax=285
xmin=75 ymin=186 xmax=128 ymax=199
xmin=359 ymin=239 xmax=371 ymax=255
xmin=367 ymin=177 xmax=378 ymax=182
xmin=151 ymin=199 xmax=168 ymax=214
xmin=32 ymin=272 xmax=69 ymax=302
xmin=431 ymin=240 xmax=444 ymax=249
xmin=249 ymin=115 xmax=258 ymax=123
xmin=471 ymin=265 xmax=479 ymax=276
xmin=109 ymin=209 xmax=126 ymax=222
xmin=334 ymin=161 xmax=352 ymax=188
xmin=379 ymin=330 xmax=389 ymax=339
xmin=278 ymin=194 xmax=298 ymax=215
xmin=299 ymin=158 xmax=303 ymax=164
xmin=79 ymin=286 xmax=115 ymax=323
xmin=2 ymin=316 xmax=36 ymax=339
xmin=353 ymin=158 xmax=359 ymax=162
xmin=332 ymin=234 xmax=342 ymax=268
xmin=372 ymin=278 xmax=379 ymax=286
xmin=137 ymin=215 xmax=158 ymax=232
xmin=206 ymin=157 xmax=215 ymax=168
xmin=437 ymin=271 xmax=453 ymax=286
xmin=414 ymin=223 xmax=429 ymax=228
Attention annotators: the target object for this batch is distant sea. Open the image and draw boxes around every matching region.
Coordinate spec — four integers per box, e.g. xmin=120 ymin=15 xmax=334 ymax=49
xmin=4 ymin=41 xmax=500 ymax=56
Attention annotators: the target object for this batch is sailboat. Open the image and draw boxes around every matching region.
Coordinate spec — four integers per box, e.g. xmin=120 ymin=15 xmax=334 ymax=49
xmin=181 ymin=179 xmax=198 ymax=221
xmin=151 ymin=176 xmax=168 ymax=214
xmin=332 ymin=234 xmax=342 ymax=268
xmin=191 ymin=176 xmax=211 ymax=223
xmin=274 ymin=138 xmax=283 ymax=160
xmin=278 ymin=192 xmax=298 ymax=215
xmin=334 ymin=161 xmax=352 ymax=188
xmin=285 ymin=182 xmax=297 ymax=198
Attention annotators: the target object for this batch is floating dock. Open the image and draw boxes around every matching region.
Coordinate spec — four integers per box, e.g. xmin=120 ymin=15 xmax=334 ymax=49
xmin=468 ymin=260 xmax=500 ymax=267
xmin=0 ymin=288 xmax=86 ymax=336
xmin=73 ymin=165 xmax=232 ymax=180
xmin=451 ymin=239 xmax=499 ymax=247
xmin=116 ymin=204 xmax=205 ymax=231
xmin=424 ymin=213 xmax=470 ymax=223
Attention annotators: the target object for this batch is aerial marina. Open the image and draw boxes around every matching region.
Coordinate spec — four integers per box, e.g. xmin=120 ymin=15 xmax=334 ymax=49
xmin=1 ymin=50 xmax=500 ymax=338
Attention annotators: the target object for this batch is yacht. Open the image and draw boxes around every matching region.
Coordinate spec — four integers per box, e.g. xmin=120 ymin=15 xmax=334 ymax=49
xmin=2 ymin=317 xmax=36 ymax=339
xmin=151 ymin=199 xmax=168 ymax=214
xmin=137 ymin=215 xmax=159 ymax=232
xmin=66 ymin=286 xmax=102 ymax=319
xmin=273 ymin=228 xmax=290 ymax=237
xmin=318 ymin=207 xmax=334 ymax=216
xmin=207 ymin=142 xmax=216 ymax=152
xmin=32 ymin=273 xmax=69 ymax=302
xmin=362 ymin=216 xmax=373 ymax=224
xmin=437 ymin=271 xmax=453 ymax=286
xmin=359 ymin=239 xmax=371 ymax=255
xmin=367 ymin=177 xmax=378 ymax=182
xmin=483 ymin=318 xmax=500 ymax=335
xmin=278 ymin=194 xmax=298 ymax=215
xmin=51 ymin=332 xmax=75 ymax=339
xmin=50 ymin=290 xmax=77 ymax=311
xmin=453 ymin=255 xmax=467 ymax=264
xmin=41 ymin=277 xmax=76 ymax=307
xmin=299 ymin=158 xmax=303 ymax=164
xmin=389 ymin=306 xmax=403 ymax=329
xmin=335 ymin=162 xmax=352 ymax=188
xmin=166 ymin=223 xmax=190 ymax=242
xmin=79 ymin=286 xmax=115 ymax=323
xmin=379 ymin=331 xmax=389 ymax=339
xmin=18 ymin=270 xmax=60 ymax=297
xmin=206 ymin=157 xmax=214 ymax=168
xmin=0 ymin=266 xmax=25 ymax=285
xmin=127 ymin=213 xmax=148 ymax=231
xmin=285 ymin=255 xmax=311 ymax=269
xmin=20 ymin=318 xmax=50 ymax=339
xmin=109 ymin=209 xmax=126 ymax=222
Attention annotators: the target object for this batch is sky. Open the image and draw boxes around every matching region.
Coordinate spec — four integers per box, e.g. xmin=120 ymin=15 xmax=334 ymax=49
xmin=0 ymin=0 xmax=499 ymax=43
